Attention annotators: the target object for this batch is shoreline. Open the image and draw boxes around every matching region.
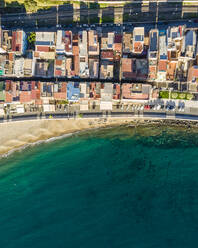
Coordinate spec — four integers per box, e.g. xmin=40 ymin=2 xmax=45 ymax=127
xmin=0 ymin=117 xmax=135 ymax=158
xmin=1 ymin=116 xmax=198 ymax=158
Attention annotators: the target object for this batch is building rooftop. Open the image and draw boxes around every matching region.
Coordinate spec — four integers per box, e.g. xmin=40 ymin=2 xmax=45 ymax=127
xmin=101 ymin=83 xmax=113 ymax=101
xmin=35 ymin=60 xmax=54 ymax=77
xmin=56 ymin=30 xmax=73 ymax=55
xmin=79 ymin=31 xmax=87 ymax=57
xmin=122 ymin=83 xmax=150 ymax=100
xmin=101 ymin=50 xmax=114 ymax=60
xmin=12 ymin=30 xmax=24 ymax=54
xmin=123 ymin=32 xmax=133 ymax=53
xmin=167 ymin=61 xmax=177 ymax=80
xmin=188 ymin=65 xmax=198 ymax=82
xmin=149 ymin=30 xmax=158 ymax=52
xmin=36 ymin=32 xmax=55 ymax=46
xmin=67 ymin=82 xmax=80 ymax=101
xmin=88 ymin=30 xmax=99 ymax=55
xmin=159 ymin=33 xmax=167 ymax=60
xmin=101 ymin=32 xmax=114 ymax=50
xmin=158 ymin=60 xmax=167 ymax=72
xmin=100 ymin=61 xmax=113 ymax=79
xmin=89 ymin=58 xmax=99 ymax=79
xmin=121 ymin=58 xmax=136 ymax=79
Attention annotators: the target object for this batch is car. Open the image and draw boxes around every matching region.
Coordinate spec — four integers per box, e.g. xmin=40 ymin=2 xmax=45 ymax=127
xmin=178 ymin=107 xmax=182 ymax=112
xmin=149 ymin=105 xmax=154 ymax=109
xmin=137 ymin=106 xmax=141 ymax=111
xmin=157 ymin=105 xmax=161 ymax=110
xmin=167 ymin=105 xmax=175 ymax=111
xmin=140 ymin=105 xmax=144 ymax=111
xmin=161 ymin=105 xmax=165 ymax=109
xmin=144 ymin=105 xmax=150 ymax=110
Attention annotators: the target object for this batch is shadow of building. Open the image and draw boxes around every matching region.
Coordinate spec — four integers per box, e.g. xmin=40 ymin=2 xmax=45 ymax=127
xmin=1 ymin=1 xmax=26 ymax=14
xmin=79 ymin=2 xmax=100 ymax=25
xmin=58 ymin=3 xmax=73 ymax=27
xmin=89 ymin=3 xmax=99 ymax=24
xmin=180 ymin=0 xmax=198 ymax=20
xmin=0 ymin=0 xmax=5 ymax=9
xmin=101 ymin=6 xmax=114 ymax=24
xmin=1 ymin=1 xmax=27 ymax=29
xmin=148 ymin=1 xmax=157 ymax=23
xmin=158 ymin=0 xmax=183 ymax=22
xmin=123 ymin=2 xmax=143 ymax=23
xmin=80 ymin=2 xmax=89 ymax=24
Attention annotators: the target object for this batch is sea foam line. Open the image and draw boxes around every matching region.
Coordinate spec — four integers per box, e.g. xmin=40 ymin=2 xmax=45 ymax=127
xmin=0 ymin=125 xmax=110 ymax=159
xmin=0 ymin=132 xmax=78 ymax=159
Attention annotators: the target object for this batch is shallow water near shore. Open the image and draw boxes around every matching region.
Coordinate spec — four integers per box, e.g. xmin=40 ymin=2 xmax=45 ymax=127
xmin=1 ymin=124 xmax=198 ymax=247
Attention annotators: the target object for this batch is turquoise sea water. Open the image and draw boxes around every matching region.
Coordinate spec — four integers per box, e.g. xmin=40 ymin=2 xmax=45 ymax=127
xmin=1 ymin=125 xmax=198 ymax=248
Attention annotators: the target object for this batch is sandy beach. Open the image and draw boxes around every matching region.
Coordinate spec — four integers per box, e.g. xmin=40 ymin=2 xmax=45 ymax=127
xmin=1 ymin=116 xmax=198 ymax=157
xmin=0 ymin=117 xmax=140 ymax=156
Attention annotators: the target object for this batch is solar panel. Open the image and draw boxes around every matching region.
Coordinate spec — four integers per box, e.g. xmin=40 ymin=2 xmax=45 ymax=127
xmin=135 ymin=35 xmax=143 ymax=42
xmin=185 ymin=31 xmax=193 ymax=46
xmin=150 ymin=32 xmax=157 ymax=52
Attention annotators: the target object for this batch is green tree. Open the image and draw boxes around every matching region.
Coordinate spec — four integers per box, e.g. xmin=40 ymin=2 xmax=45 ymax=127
xmin=28 ymin=32 xmax=36 ymax=49
xmin=24 ymin=0 xmax=37 ymax=12
xmin=28 ymin=32 xmax=36 ymax=44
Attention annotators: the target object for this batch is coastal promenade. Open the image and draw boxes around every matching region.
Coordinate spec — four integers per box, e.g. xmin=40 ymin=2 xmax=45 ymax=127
xmin=2 ymin=109 xmax=198 ymax=123
xmin=2 ymin=96 xmax=198 ymax=122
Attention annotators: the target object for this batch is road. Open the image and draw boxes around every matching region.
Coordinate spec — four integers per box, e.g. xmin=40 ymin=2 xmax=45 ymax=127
xmin=3 ymin=110 xmax=198 ymax=123
xmin=1 ymin=3 xmax=198 ymax=28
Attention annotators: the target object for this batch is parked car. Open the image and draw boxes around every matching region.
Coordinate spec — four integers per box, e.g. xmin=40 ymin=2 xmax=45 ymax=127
xmin=144 ymin=105 xmax=150 ymax=110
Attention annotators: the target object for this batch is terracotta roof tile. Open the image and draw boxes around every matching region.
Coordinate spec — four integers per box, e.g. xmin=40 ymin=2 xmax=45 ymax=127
xmin=158 ymin=60 xmax=167 ymax=71
xmin=54 ymin=92 xmax=66 ymax=100
xmin=9 ymin=53 xmax=14 ymax=61
xmin=31 ymin=89 xmax=40 ymax=100
xmin=35 ymin=99 xmax=43 ymax=105
xmin=114 ymin=43 xmax=122 ymax=53
xmin=20 ymin=91 xmax=32 ymax=103
xmin=37 ymin=46 xmax=50 ymax=52
xmin=101 ymin=51 xmax=114 ymax=60
xmin=55 ymin=70 xmax=62 ymax=76
xmin=134 ymin=42 xmax=143 ymax=53
xmin=5 ymin=92 xmax=13 ymax=103
xmin=55 ymin=60 xmax=62 ymax=66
